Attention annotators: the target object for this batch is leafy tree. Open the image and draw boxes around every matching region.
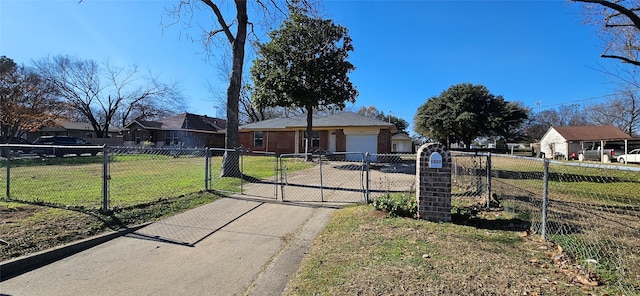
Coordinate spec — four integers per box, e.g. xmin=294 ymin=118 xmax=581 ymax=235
xmin=250 ymin=5 xmax=358 ymax=152
xmin=357 ymin=105 xmax=409 ymax=134
xmin=574 ymin=0 xmax=640 ymax=66
xmin=0 ymin=56 xmax=60 ymax=142
xmin=35 ymin=55 xmax=184 ymax=138
xmin=490 ymin=99 xmax=529 ymax=143
xmin=414 ymin=83 xmax=527 ymax=148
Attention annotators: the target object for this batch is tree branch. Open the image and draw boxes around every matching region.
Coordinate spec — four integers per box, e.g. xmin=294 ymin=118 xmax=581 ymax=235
xmin=201 ymin=0 xmax=235 ymax=44
xmin=601 ymin=54 xmax=640 ymax=65
xmin=574 ymin=0 xmax=640 ymax=30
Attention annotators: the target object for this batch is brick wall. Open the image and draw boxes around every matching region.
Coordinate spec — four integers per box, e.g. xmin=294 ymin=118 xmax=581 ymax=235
xmin=415 ymin=143 xmax=452 ymax=222
xmin=377 ymin=129 xmax=392 ymax=154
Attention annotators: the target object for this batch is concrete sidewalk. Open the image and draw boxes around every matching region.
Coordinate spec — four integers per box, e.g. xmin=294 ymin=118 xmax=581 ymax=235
xmin=0 ymin=196 xmax=339 ymax=296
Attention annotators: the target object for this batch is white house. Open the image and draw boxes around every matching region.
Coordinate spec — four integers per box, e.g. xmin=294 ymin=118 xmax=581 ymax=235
xmin=391 ymin=133 xmax=413 ymax=153
xmin=539 ymin=126 xmax=630 ymax=160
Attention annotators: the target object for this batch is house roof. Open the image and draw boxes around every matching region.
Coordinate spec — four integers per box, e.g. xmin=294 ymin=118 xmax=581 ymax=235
xmin=392 ymin=133 xmax=412 ymax=140
xmin=41 ymin=121 xmax=121 ymax=133
xmin=127 ymin=113 xmax=226 ymax=133
xmin=551 ymin=125 xmax=631 ymax=141
xmin=239 ymin=112 xmax=397 ymax=132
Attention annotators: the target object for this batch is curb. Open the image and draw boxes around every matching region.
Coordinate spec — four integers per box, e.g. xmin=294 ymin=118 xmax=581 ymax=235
xmin=0 ymin=223 xmax=149 ymax=282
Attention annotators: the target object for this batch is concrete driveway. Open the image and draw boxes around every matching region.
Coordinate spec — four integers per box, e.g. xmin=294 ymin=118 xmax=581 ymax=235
xmin=0 ymin=196 xmax=338 ymax=296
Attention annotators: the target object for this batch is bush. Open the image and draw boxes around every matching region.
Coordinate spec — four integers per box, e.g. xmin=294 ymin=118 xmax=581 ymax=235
xmin=372 ymin=194 xmax=417 ymax=218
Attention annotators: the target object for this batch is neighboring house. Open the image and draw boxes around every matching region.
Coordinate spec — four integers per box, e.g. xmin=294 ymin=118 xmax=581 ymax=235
xmin=391 ymin=133 xmax=413 ymax=153
xmin=539 ymin=125 xmax=631 ymax=160
xmin=28 ymin=121 xmax=122 ymax=145
xmin=123 ymin=113 xmax=226 ymax=148
xmin=238 ymin=112 xmax=397 ymax=157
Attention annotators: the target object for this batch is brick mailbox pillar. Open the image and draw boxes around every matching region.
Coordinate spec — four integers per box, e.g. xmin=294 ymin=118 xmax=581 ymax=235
xmin=416 ymin=143 xmax=451 ymax=222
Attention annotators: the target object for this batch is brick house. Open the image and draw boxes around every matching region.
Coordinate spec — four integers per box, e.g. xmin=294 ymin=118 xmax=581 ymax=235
xmin=238 ymin=112 xmax=397 ymax=156
xmin=123 ymin=113 xmax=226 ymax=148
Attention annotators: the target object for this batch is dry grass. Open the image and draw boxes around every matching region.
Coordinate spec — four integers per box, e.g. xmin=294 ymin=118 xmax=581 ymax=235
xmin=284 ymin=205 xmax=609 ymax=296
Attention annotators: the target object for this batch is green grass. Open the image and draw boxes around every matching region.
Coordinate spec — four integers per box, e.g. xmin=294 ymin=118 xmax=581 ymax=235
xmin=0 ymin=155 xmax=305 ymax=210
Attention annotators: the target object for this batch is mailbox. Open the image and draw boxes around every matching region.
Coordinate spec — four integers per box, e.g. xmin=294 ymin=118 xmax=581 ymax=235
xmin=429 ymin=152 xmax=442 ymax=168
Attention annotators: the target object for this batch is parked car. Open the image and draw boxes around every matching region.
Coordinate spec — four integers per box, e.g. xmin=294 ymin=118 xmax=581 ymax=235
xmin=577 ymin=144 xmax=625 ymax=163
xmin=31 ymin=136 xmax=100 ymax=157
xmin=617 ymin=149 xmax=640 ymax=164
xmin=0 ymin=137 xmax=32 ymax=156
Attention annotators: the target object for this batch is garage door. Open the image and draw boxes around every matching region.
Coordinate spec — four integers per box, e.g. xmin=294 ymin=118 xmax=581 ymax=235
xmin=346 ymin=134 xmax=377 ymax=161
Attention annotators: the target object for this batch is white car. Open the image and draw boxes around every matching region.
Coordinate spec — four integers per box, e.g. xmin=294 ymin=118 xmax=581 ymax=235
xmin=617 ymin=149 xmax=640 ymax=164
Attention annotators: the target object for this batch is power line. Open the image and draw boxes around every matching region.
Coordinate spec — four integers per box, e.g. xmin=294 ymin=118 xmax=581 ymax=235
xmin=538 ymin=93 xmax=619 ymax=109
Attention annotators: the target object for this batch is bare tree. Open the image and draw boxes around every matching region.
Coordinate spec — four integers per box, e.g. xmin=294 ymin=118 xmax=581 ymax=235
xmin=0 ymin=56 xmax=61 ymax=141
xmin=36 ymin=55 xmax=185 ymax=137
xmin=587 ymin=91 xmax=640 ymax=135
xmin=523 ymin=105 xmax=590 ymax=141
xmin=574 ymin=0 xmax=640 ymax=66
xmin=168 ymin=0 xmax=315 ymax=177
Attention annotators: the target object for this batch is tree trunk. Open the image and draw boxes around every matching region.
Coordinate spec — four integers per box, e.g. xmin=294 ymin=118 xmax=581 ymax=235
xmin=219 ymin=0 xmax=247 ymax=178
xmin=305 ymin=105 xmax=313 ymax=161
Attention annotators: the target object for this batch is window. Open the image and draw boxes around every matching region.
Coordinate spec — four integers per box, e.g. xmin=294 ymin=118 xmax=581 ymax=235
xmin=254 ymin=131 xmax=263 ymax=147
xmin=304 ymin=131 xmax=320 ymax=147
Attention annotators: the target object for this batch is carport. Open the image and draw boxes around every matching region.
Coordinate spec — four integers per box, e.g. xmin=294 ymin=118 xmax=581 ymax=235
xmin=539 ymin=126 xmax=631 ymax=162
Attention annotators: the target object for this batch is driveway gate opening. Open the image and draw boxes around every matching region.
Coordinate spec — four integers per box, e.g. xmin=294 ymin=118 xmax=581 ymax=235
xmin=278 ymin=152 xmax=366 ymax=203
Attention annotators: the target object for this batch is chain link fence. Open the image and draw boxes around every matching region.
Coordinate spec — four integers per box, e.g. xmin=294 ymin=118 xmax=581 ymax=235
xmin=2 ymin=144 xmax=639 ymax=293
xmin=1 ymin=144 xmax=106 ymax=209
xmin=452 ymin=152 xmax=640 ymax=294
xmin=368 ymin=153 xmax=416 ymax=201
xmin=278 ymin=152 xmax=367 ymax=203
xmin=0 ymin=145 xmax=209 ymax=211
xmin=207 ymin=148 xmax=278 ymax=199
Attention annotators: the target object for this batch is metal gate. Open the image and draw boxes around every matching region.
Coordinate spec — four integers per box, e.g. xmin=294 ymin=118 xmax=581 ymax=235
xmin=278 ymin=152 xmax=366 ymax=203
xmin=207 ymin=148 xmax=278 ymax=199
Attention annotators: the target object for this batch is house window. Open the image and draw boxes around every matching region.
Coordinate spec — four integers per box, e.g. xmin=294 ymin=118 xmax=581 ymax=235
xmin=304 ymin=131 xmax=320 ymax=147
xmin=254 ymin=131 xmax=263 ymax=147
xmin=165 ymin=131 xmax=180 ymax=146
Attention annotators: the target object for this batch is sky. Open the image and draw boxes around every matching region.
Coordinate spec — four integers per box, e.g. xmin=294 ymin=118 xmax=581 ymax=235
xmin=0 ymin=0 xmax=622 ymax=134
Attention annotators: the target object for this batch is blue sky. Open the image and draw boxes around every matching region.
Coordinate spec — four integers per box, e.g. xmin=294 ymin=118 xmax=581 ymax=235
xmin=1 ymin=0 xmax=619 ymax=132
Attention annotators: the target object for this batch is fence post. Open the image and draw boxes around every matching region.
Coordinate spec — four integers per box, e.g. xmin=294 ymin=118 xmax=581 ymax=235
xmin=486 ymin=152 xmax=492 ymax=208
xmin=273 ymin=153 xmax=278 ymax=200
xmin=319 ymin=154 xmax=324 ymax=202
xmin=279 ymin=156 xmax=286 ymax=201
xmin=541 ymin=159 xmax=549 ymax=240
xmin=5 ymin=147 xmax=10 ymax=199
xmin=205 ymin=148 xmax=210 ymax=191
xmin=365 ymin=152 xmax=370 ymax=203
xmin=102 ymin=145 xmax=110 ymax=212
xmin=240 ymin=148 xmax=244 ymax=194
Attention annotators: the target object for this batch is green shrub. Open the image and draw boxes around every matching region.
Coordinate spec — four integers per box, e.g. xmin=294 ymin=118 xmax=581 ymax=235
xmin=372 ymin=194 xmax=416 ymax=218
